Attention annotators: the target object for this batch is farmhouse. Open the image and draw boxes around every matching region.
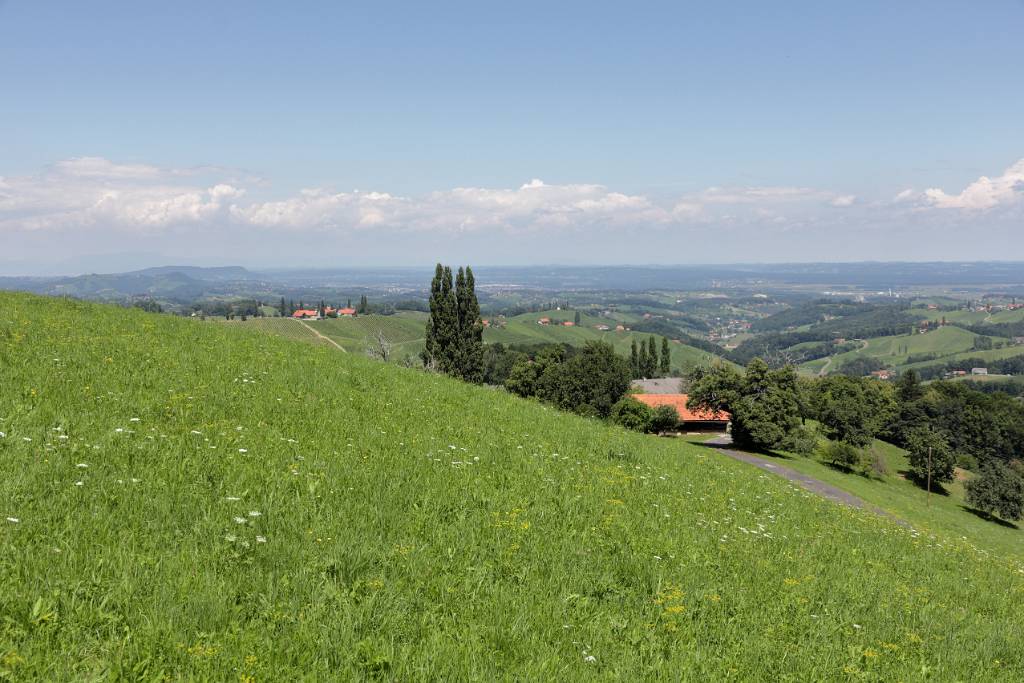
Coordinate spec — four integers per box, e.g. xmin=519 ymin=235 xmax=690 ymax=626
xmin=870 ymin=370 xmax=892 ymax=380
xmin=972 ymin=367 xmax=989 ymax=376
xmin=291 ymin=309 xmax=320 ymax=320
xmin=633 ymin=394 xmax=730 ymax=431
xmin=538 ymin=317 xmax=551 ymax=325
xmin=338 ymin=307 xmax=356 ymax=317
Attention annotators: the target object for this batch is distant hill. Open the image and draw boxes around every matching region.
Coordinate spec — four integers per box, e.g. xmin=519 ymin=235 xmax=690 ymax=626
xmin=0 ymin=265 xmax=258 ymax=302
xmin=133 ymin=265 xmax=256 ymax=281
xmin=2 ymin=290 xmax=1021 ymax=678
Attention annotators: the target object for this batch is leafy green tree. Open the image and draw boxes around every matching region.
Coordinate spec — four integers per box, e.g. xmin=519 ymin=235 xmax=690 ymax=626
xmin=611 ymin=397 xmax=654 ymax=432
xmin=690 ymin=359 xmax=801 ymax=451
xmin=966 ymin=462 xmax=1024 ymax=521
xmin=534 ymin=341 xmax=631 ymax=418
xmin=903 ymin=427 xmax=956 ymax=485
xmin=505 ymin=346 xmax=565 ymax=398
xmin=660 ymin=337 xmax=671 ymax=376
xmin=812 ymin=375 xmax=897 ymax=447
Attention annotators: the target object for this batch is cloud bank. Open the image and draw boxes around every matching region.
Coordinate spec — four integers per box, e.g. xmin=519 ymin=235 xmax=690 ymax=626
xmin=2 ymin=156 xmax=1022 ymax=271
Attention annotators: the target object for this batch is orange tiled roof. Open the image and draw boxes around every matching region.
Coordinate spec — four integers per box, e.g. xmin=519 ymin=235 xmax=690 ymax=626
xmin=632 ymin=394 xmax=730 ymax=422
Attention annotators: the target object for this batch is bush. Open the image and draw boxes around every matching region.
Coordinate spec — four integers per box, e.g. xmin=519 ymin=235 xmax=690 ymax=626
xmin=648 ymin=405 xmax=680 ymax=433
xmin=865 ymin=445 xmax=890 ymax=479
xmin=965 ymin=462 xmax=1024 ymax=521
xmin=781 ymin=425 xmax=818 ymax=457
xmin=611 ymin=398 xmax=655 ymax=432
xmin=823 ymin=441 xmax=863 ymax=471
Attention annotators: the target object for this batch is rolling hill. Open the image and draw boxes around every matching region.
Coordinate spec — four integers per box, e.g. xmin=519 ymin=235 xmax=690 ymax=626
xmin=1 ymin=292 xmax=1022 ymax=679
xmin=224 ymin=309 xmax=728 ymax=372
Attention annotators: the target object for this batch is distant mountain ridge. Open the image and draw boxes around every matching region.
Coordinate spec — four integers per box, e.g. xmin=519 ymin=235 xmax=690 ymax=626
xmin=0 ymin=265 xmax=259 ymax=301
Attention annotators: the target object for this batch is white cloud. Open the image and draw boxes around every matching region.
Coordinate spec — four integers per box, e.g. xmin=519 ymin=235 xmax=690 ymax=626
xmin=831 ymin=195 xmax=856 ymax=207
xmin=236 ymin=178 xmax=671 ymax=234
xmin=5 ymin=155 xmax=1024 ymax=268
xmin=922 ymin=158 xmax=1024 ymax=210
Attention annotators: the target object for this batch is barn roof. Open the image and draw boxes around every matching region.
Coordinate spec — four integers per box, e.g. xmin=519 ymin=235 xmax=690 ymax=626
xmin=632 ymin=393 xmax=730 ymax=422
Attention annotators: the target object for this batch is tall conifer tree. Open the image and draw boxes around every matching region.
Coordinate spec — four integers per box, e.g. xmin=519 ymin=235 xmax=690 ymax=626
xmin=645 ymin=336 xmax=658 ymax=378
xmin=458 ymin=267 xmax=484 ymax=382
xmin=660 ymin=337 xmax=671 ymax=376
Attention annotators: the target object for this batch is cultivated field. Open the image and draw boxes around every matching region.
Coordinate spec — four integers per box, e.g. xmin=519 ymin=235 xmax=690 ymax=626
xmin=2 ymin=292 xmax=1023 ymax=679
xmin=799 ymin=325 xmax=1012 ymax=374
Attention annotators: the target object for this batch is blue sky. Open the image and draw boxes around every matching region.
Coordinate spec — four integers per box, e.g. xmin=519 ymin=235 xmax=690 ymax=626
xmin=1 ymin=0 xmax=1023 ymax=273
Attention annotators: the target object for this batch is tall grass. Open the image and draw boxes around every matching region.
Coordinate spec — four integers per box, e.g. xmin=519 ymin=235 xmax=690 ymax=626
xmin=1 ymin=292 xmax=1022 ymax=680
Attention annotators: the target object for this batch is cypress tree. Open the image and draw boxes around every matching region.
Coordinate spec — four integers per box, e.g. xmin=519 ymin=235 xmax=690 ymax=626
xmin=645 ymin=336 xmax=658 ymax=378
xmin=574 ymin=310 xmax=581 ymax=325
xmin=455 ymin=266 xmax=484 ymax=383
xmin=637 ymin=343 xmax=648 ymax=378
xmin=630 ymin=339 xmax=639 ymax=378
xmin=279 ymin=297 xmax=286 ymax=317
xmin=660 ymin=337 xmax=671 ymax=376
xmin=423 ymin=264 xmax=444 ymax=367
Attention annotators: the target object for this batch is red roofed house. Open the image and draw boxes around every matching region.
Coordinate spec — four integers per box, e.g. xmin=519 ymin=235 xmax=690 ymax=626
xmin=338 ymin=307 xmax=356 ymax=317
xmin=291 ymin=309 xmax=320 ymax=319
xmin=632 ymin=394 xmax=730 ymax=431
xmin=538 ymin=317 xmax=551 ymax=325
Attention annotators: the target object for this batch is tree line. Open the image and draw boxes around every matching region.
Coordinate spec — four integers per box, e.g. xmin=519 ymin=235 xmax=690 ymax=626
xmin=687 ymin=364 xmax=1024 ymax=520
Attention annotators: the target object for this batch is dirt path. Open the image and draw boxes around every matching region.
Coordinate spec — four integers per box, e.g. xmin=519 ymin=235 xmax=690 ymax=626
xmin=294 ymin=319 xmax=347 ymax=353
xmin=706 ymin=435 xmax=905 ymax=523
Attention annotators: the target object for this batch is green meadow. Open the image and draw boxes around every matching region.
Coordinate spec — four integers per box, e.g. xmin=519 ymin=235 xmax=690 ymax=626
xmin=2 ymin=292 xmax=1023 ymax=680
xmin=799 ymin=324 xmax=1012 ymax=374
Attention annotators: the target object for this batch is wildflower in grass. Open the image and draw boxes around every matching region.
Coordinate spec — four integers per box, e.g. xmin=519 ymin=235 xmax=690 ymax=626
xmin=226 ymin=496 xmax=241 ymax=501
xmin=23 ymin=437 xmax=31 ymax=442
xmin=256 ymin=536 xmax=266 ymax=543
xmin=233 ymin=517 xmax=247 ymax=524
xmin=5 ymin=517 xmax=18 ymax=523
xmin=74 ymin=481 xmax=83 ymax=486
xmin=76 ymin=463 xmax=88 ymax=469
xmin=129 ymin=417 xmax=140 ymax=422
xmin=238 ymin=448 xmax=248 ymax=453
xmin=583 ymin=655 xmax=596 ymax=663
xmin=248 ymin=511 xmax=261 ymax=517
xmin=863 ymin=648 xmax=879 ymax=659
xmin=0 ymin=432 xmax=5 ymax=438
xmin=225 ymin=534 xmax=237 ymax=542
xmin=784 ymin=577 xmax=800 ymax=586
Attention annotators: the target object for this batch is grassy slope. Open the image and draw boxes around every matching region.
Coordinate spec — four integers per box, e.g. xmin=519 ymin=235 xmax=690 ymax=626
xmin=1 ymin=293 xmax=1023 ymax=680
xmin=487 ymin=311 xmax=727 ymax=372
xmin=732 ymin=436 xmax=1024 ymax=560
xmin=799 ymin=325 xmax=1008 ymax=373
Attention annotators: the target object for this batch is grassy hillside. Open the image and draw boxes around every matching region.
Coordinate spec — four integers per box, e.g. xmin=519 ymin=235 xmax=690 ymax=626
xmin=2 ymin=293 xmax=1023 ymax=679
xmin=749 ymin=436 xmax=1024 ymax=560
xmin=486 ymin=310 xmax=726 ymax=373
xmin=799 ymin=325 xmax=1009 ymax=373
